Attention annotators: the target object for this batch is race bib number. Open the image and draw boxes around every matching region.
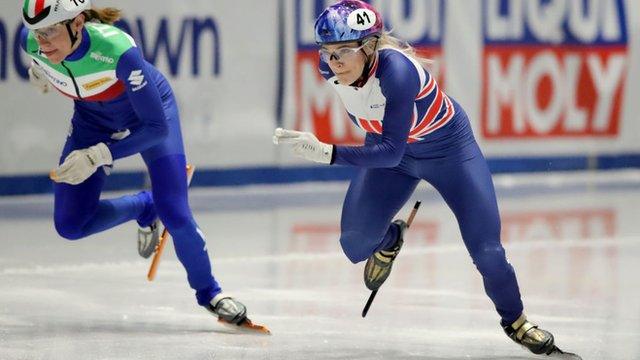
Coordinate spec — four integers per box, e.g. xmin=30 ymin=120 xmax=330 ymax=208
xmin=347 ymin=9 xmax=377 ymax=31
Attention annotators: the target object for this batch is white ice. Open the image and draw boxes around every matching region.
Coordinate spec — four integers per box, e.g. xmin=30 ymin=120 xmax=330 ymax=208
xmin=1 ymin=170 xmax=639 ymax=360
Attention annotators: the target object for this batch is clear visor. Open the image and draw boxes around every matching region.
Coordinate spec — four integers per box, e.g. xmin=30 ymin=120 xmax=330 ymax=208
xmin=318 ymin=42 xmax=368 ymax=63
xmin=33 ymin=21 xmax=68 ymax=41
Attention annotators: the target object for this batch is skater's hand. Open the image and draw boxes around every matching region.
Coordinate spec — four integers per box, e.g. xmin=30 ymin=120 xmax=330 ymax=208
xmin=28 ymin=61 xmax=51 ymax=94
xmin=273 ymin=128 xmax=334 ymax=164
xmin=50 ymin=143 xmax=113 ymax=185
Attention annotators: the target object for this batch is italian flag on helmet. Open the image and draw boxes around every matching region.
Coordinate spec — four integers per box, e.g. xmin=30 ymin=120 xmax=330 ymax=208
xmin=23 ymin=0 xmax=91 ymax=30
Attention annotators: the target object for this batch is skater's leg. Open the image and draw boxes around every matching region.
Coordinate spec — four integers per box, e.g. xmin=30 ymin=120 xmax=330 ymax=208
xmin=420 ymin=143 xmax=523 ymax=325
xmin=54 ymin=138 xmax=154 ymax=240
xmin=145 ymin=155 xmax=221 ymax=306
xmin=421 ymin=142 xmax=559 ymax=355
xmin=340 ymin=166 xmax=419 ymax=264
xmin=142 ymin=96 xmax=221 ymax=306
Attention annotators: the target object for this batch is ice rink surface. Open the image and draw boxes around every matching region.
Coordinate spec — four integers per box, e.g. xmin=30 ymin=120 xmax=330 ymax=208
xmin=1 ymin=171 xmax=639 ymax=360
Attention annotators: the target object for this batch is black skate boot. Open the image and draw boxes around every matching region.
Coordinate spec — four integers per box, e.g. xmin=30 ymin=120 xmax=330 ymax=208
xmin=363 ymin=219 xmax=407 ymax=291
xmin=206 ymin=293 xmax=248 ymax=325
xmin=504 ymin=314 xmax=555 ymax=355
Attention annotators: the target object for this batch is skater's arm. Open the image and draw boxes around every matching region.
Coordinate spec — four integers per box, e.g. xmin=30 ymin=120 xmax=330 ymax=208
xmin=109 ymin=47 xmax=169 ymax=160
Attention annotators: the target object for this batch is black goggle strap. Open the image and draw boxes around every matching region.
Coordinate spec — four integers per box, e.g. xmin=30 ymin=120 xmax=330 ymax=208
xmin=64 ymin=20 xmax=78 ymax=46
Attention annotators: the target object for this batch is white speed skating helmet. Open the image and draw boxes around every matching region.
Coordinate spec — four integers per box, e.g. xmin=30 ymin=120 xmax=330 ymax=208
xmin=22 ymin=0 xmax=91 ymax=30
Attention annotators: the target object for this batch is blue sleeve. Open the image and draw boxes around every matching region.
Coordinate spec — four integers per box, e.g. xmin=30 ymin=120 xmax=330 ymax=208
xmin=333 ymin=52 xmax=420 ymax=167
xmin=110 ymin=47 xmax=169 ymax=160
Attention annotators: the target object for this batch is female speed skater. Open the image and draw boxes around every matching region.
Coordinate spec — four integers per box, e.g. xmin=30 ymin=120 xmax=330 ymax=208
xmin=274 ymin=0 xmax=573 ymax=356
xmin=20 ymin=0 xmax=251 ymax=327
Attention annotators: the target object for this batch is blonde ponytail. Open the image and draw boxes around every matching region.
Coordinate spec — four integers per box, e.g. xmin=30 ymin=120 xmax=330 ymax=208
xmin=376 ymin=31 xmax=432 ymax=69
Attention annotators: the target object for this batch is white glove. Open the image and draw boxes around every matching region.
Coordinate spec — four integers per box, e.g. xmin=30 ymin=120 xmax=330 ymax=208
xmin=273 ymin=128 xmax=334 ymax=164
xmin=28 ymin=62 xmax=51 ymax=94
xmin=50 ymin=143 xmax=113 ymax=185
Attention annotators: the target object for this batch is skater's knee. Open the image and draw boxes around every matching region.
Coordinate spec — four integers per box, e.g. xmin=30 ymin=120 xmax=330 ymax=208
xmin=339 ymin=231 xmax=372 ymax=264
xmin=154 ymin=196 xmax=191 ymax=230
xmin=54 ymin=216 xmax=85 ymax=240
xmin=158 ymin=212 xmax=191 ymax=230
xmin=471 ymin=244 xmax=510 ymax=276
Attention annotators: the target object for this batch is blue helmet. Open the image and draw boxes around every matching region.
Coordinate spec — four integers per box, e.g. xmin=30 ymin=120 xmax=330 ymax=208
xmin=314 ymin=0 xmax=383 ymax=44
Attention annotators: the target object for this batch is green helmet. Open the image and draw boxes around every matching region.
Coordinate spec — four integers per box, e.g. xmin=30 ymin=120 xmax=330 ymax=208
xmin=22 ymin=0 xmax=91 ymax=30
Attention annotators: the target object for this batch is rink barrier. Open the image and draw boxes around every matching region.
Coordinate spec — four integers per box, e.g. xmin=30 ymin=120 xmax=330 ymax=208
xmin=0 ymin=153 xmax=639 ymax=196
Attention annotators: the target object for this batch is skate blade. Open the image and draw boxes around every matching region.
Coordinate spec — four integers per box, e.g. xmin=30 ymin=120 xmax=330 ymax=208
xmin=549 ymin=346 xmax=582 ymax=360
xmin=217 ymin=317 xmax=272 ymax=335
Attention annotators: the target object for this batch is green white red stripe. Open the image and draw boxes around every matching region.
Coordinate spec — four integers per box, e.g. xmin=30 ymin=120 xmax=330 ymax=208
xmin=24 ymin=0 xmax=46 ymax=18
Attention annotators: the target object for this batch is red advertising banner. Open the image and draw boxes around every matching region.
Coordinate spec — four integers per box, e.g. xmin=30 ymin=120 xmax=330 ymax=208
xmin=481 ymin=0 xmax=629 ymax=139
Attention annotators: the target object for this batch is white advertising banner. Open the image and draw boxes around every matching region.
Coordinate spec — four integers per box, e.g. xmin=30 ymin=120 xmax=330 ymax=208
xmin=0 ymin=0 xmax=279 ymax=174
xmin=0 ymin=0 xmax=639 ymax=178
